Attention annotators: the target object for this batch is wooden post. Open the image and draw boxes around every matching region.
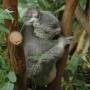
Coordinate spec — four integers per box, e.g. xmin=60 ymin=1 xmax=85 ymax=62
xmin=3 ymin=0 xmax=27 ymax=90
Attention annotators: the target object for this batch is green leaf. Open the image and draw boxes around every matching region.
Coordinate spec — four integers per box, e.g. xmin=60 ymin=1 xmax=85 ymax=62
xmin=80 ymin=0 xmax=87 ymax=9
xmin=18 ymin=5 xmax=27 ymax=22
xmin=67 ymin=54 xmax=83 ymax=74
xmin=26 ymin=0 xmax=39 ymax=8
xmin=1 ymin=82 xmax=14 ymax=90
xmin=38 ymin=0 xmax=51 ymax=10
xmin=54 ymin=5 xmax=65 ymax=14
xmin=7 ymin=71 xmax=16 ymax=83
xmin=0 ymin=25 xmax=9 ymax=33
xmin=72 ymin=20 xmax=80 ymax=32
xmin=0 ymin=9 xmax=14 ymax=22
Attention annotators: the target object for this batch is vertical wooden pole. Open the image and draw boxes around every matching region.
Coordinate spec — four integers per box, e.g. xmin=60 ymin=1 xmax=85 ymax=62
xmin=3 ymin=0 xmax=27 ymax=90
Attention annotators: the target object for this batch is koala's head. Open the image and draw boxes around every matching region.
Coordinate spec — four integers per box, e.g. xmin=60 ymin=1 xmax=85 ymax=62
xmin=25 ymin=9 xmax=61 ymax=40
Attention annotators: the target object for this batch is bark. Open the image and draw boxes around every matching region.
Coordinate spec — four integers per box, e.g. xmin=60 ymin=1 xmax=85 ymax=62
xmin=3 ymin=0 xmax=27 ymax=90
xmin=75 ymin=0 xmax=90 ymax=33
xmin=48 ymin=0 xmax=79 ymax=90
xmin=62 ymin=0 xmax=79 ymax=36
xmin=75 ymin=5 xmax=89 ymax=32
xmin=75 ymin=0 xmax=90 ymax=41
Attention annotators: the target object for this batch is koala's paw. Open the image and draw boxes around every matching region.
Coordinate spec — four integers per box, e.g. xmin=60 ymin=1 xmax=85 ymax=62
xmin=57 ymin=36 xmax=72 ymax=48
xmin=65 ymin=36 xmax=73 ymax=45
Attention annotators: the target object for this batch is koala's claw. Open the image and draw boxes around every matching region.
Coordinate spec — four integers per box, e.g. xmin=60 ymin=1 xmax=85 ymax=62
xmin=65 ymin=36 xmax=73 ymax=45
xmin=65 ymin=36 xmax=73 ymax=40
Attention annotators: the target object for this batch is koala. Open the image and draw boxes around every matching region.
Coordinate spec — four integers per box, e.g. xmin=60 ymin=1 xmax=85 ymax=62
xmin=22 ymin=9 xmax=72 ymax=89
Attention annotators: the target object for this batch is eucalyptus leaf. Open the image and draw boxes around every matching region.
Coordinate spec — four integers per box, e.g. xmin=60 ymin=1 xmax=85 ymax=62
xmin=0 ymin=9 xmax=13 ymax=21
xmin=7 ymin=71 xmax=16 ymax=83
xmin=72 ymin=20 xmax=79 ymax=32
xmin=1 ymin=82 xmax=14 ymax=90
xmin=67 ymin=54 xmax=83 ymax=74
xmin=0 ymin=25 xmax=9 ymax=33
xmin=38 ymin=0 xmax=50 ymax=10
xmin=80 ymin=0 xmax=87 ymax=9
xmin=54 ymin=5 xmax=65 ymax=14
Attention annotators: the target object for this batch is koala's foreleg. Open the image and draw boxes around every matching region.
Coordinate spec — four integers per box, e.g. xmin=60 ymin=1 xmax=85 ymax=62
xmin=39 ymin=36 xmax=72 ymax=63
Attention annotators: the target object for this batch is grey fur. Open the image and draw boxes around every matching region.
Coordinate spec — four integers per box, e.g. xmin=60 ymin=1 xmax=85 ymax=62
xmin=23 ymin=9 xmax=72 ymax=87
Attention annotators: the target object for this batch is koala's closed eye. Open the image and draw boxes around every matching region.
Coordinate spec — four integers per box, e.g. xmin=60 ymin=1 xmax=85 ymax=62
xmin=50 ymin=24 xmax=59 ymax=29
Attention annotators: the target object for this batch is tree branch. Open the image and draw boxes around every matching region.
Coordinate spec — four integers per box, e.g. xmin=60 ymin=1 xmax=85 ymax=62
xmin=60 ymin=0 xmax=79 ymax=78
xmin=48 ymin=0 xmax=79 ymax=90
xmin=75 ymin=5 xmax=89 ymax=32
xmin=62 ymin=0 xmax=79 ymax=36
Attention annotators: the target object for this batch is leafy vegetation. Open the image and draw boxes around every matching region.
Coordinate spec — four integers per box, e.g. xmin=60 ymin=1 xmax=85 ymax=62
xmin=0 ymin=44 xmax=16 ymax=90
xmin=0 ymin=5 xmax=16 ymax=90
xmin=0 ymin=0 xmax=90 ymax=90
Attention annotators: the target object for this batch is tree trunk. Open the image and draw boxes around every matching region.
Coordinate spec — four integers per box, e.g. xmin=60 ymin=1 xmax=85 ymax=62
xmin=48 ymin=0 xmax=79 ymax=90
xmin=3 ymin=0 xmax=27 ymax=90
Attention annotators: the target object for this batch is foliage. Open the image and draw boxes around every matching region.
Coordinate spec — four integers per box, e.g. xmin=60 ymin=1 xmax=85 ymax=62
xmin=0 ymin=47 xmax=16 ymax=90
xmin=80 ymin=0 xmax=87 ymax=9
xmin=0 ymin=8 xmax=14 ymax=33
xmin=62 ymin=53 xmax=90 ymax=90
xmin=0 ymin=6 xmax=16 ymax=90
xmin=0 ymin=0 xmax=90 ymax=90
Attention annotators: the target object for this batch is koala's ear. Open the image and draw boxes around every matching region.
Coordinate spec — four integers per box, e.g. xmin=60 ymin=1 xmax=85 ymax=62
xmin=25 ymin=8 xmax=40 ymax=18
